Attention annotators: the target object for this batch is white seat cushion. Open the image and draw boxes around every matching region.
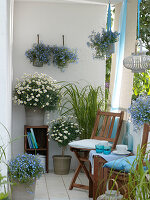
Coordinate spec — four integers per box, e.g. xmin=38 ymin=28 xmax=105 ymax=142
xmin=68 ymin=139 xmax=106 ymax=149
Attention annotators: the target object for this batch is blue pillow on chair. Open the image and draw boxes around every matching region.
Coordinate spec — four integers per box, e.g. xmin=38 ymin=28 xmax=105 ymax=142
xmin=103 ymin=156 xmax=136 ymax=173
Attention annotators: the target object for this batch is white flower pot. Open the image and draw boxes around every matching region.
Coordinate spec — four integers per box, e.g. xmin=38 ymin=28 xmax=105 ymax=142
xmin=107 ymin=43 xmax=115 ymax=55
xmin=132 ymin=126 xmax=143 ymax=155
xmin=25 ymin=107 xmax=44 ymax=126
xmin=132 ymin=124 xmax=150 ymax=155
xmin=11 ymin=182 xmax=36 ymax=200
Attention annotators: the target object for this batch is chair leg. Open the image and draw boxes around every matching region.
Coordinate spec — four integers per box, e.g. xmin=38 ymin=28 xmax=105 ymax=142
xmin=89 ymin=163 xmax=93 ymax=198
xmin=69 ymin=164 xmax=82 ymax=190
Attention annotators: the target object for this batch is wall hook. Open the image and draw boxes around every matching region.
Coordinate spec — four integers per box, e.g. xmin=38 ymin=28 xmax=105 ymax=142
xmin=37 ymin=34 xmax=40 ymax=44
xmin=62 ymin=35 xmax=65 ymax=46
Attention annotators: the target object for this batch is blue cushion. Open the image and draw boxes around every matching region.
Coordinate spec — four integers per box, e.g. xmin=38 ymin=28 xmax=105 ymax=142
xmin=103 ymin=156 xmax=136 ymax=173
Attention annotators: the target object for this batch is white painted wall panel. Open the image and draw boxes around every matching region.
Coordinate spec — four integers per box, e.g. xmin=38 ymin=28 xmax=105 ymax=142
xmin=12 ymin=2 xmax=107 ymax=170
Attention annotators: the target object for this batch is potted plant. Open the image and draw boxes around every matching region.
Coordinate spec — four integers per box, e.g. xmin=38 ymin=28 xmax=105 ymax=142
xmin=87 ymin=29 xmax=120 ymax=59
xmin=13 ymin=72 xmax=61 ymax=125
xmin=60 ymin=82 xmax=105 ymax=139
xmin=52 ymin=46 xmax=78 ymax=71
xmin=25 ymin=43 xmax=51 ymax=67
xmin=8 ymin=153 xmax=44 ymax=200
xmin=48 ymin=116 xmax=81 ymax=175
xmin=128 ymin=95 xmax=150 ymax=153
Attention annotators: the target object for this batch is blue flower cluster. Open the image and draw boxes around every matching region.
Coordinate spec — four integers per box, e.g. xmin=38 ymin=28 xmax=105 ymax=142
xmin=128 ymin=95 xmax=150 ymax=127
xmin=52 ymin=46 xmax=78 ymax=70
xmin=87 ymin=29 xmax=120 ymax=59
xmin=8 ymin=153 xmax=44 ymax=184
xmin=25 ymin=43 xmax=78 ymax=70
xmin=25 ymin=43 xmax=51 ymax=65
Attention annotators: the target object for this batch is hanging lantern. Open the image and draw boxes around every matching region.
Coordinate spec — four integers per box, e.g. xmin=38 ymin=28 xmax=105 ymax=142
xmin=123 ymin=39 xmax=150 ymax=73
xmin=123 ymin=0 xmax=150 ymax=73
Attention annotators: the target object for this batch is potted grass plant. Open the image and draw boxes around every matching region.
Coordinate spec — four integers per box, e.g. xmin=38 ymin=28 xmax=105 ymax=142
xmin=60 ymin=82 xmax=105 ymax=139
xmin=48 ymin=116 xmax=81 ymax=175
xmin=8 ymin=153 xmax=44 ymax=200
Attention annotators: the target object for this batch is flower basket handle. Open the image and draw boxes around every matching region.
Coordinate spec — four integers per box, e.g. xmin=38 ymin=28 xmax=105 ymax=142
xmin=106 ymin=178 xmax=119 ymax=195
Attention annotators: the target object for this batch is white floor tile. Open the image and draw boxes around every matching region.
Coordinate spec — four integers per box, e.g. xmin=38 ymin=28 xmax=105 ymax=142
xmin=35 ymin=172 xmax=92 ymax=200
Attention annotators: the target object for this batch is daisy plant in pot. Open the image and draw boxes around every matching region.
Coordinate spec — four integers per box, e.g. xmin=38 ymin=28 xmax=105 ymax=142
xmin=8 ymin=153 xmax=44 ymax=200
xmin=48 ymin=116 xmax=82 ymax=175
xmin=13 ymin=72 xmax=61 ymax=125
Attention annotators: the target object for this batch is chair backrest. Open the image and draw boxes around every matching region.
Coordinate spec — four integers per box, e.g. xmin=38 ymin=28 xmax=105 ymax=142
xmin=141 ymin=123 xmax=150 ymax=156
xmin=91 ymin=110 xmax=124 ymax=150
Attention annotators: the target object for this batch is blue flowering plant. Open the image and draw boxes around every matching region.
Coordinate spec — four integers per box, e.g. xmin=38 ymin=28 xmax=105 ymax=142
xmin=128 ymin=95 xmax=150 ymax=128
xmin=48 ymin=116 xmax=82 ymax=155
xmin=52 ymin=46 xmax=78 ymax=70
xmin=25 ymin=43 xmax=52 ymax=67
xmin=87 ymin=29 xmax=120 ymax=59
xmin=8 ymin=154 xmax=44 ymax=184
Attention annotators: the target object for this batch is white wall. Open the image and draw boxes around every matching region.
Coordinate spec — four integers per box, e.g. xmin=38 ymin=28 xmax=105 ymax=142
xmin=12 ymin=1 xmax=107 ymax=170
xmin=0 ymin=0 xmax=13 ymax=191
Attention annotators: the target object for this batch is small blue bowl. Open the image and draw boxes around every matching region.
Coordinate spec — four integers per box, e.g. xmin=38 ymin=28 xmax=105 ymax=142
xmin=95 ymin=145 xmax=104 ymax=153
xmin=103 ymin=146 xmax=111 ymax=155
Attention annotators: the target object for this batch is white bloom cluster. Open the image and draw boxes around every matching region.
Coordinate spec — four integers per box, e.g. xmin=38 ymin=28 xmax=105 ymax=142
xmin=13 ymin=72 xmax=61 ymax=111
xmin=48 ymin=116 xmax=81 ymax=146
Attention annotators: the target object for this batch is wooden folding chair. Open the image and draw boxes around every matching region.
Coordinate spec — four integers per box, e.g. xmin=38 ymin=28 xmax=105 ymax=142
xmin=102 ymin=123 xmax=150 ymax=199
xmin=69 ymin=110 xmax=124 ymax=196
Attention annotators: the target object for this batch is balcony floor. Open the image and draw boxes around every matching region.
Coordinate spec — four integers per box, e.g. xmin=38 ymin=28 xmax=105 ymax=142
xmin=34 ymin=172 xmax=93 ymax=200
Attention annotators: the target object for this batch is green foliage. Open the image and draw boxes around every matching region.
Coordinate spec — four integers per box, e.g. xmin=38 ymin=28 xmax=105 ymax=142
xmin=107 ymin=146 xmax=150 ymax=199
xmin=106 ymin=57 xmax=112 ymax=82
xmin=0 ymin=193 xmax=9 ymax=200
xmin=0 ymin=123 xmax=11 ymax=199
xmin=126 ymin=146 xmax=150 ymax=199
xmin=139 ymin=0 xmax=150 ymax=55
xmin=132 ymin=71 xmax=150 ymax=100
xmin=60 ymin=82 xmax=105 ymax=139
xmin=105 ymin=57 xmax=112 ymax=109
xmin=132 ymin=0 xmax=150 ymax=99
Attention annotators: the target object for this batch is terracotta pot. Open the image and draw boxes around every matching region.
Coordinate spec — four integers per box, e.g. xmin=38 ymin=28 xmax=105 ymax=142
xmin=25 ymin=107 xmax=44 ymax=126
xmin=11 ymin=182 xmax=36 ymax=200
xmin=53 ymin=155 xmax=72 ymax=175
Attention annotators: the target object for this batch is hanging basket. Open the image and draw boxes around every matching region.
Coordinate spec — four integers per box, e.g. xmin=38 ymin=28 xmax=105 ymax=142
xmin=25 ymin=107 xmax=44 ymax=126
xmin=107 ymin=43 xmax=115 ymax=56
xmin=33 ymin=59 xmax=43 ymax=67
xmin=97 ymin=179 xmax=123 ymax=200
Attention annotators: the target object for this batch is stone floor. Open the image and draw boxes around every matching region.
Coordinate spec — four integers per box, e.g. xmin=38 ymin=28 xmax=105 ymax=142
xmin=34 ymin=172 xmax=93 ymax=200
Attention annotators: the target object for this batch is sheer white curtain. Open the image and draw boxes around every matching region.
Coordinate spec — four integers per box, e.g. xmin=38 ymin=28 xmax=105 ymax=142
xmin=0 ymin=0 xmax=14 ymax=180
xmin=111 ymin=0 xmax=128 ymax=111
